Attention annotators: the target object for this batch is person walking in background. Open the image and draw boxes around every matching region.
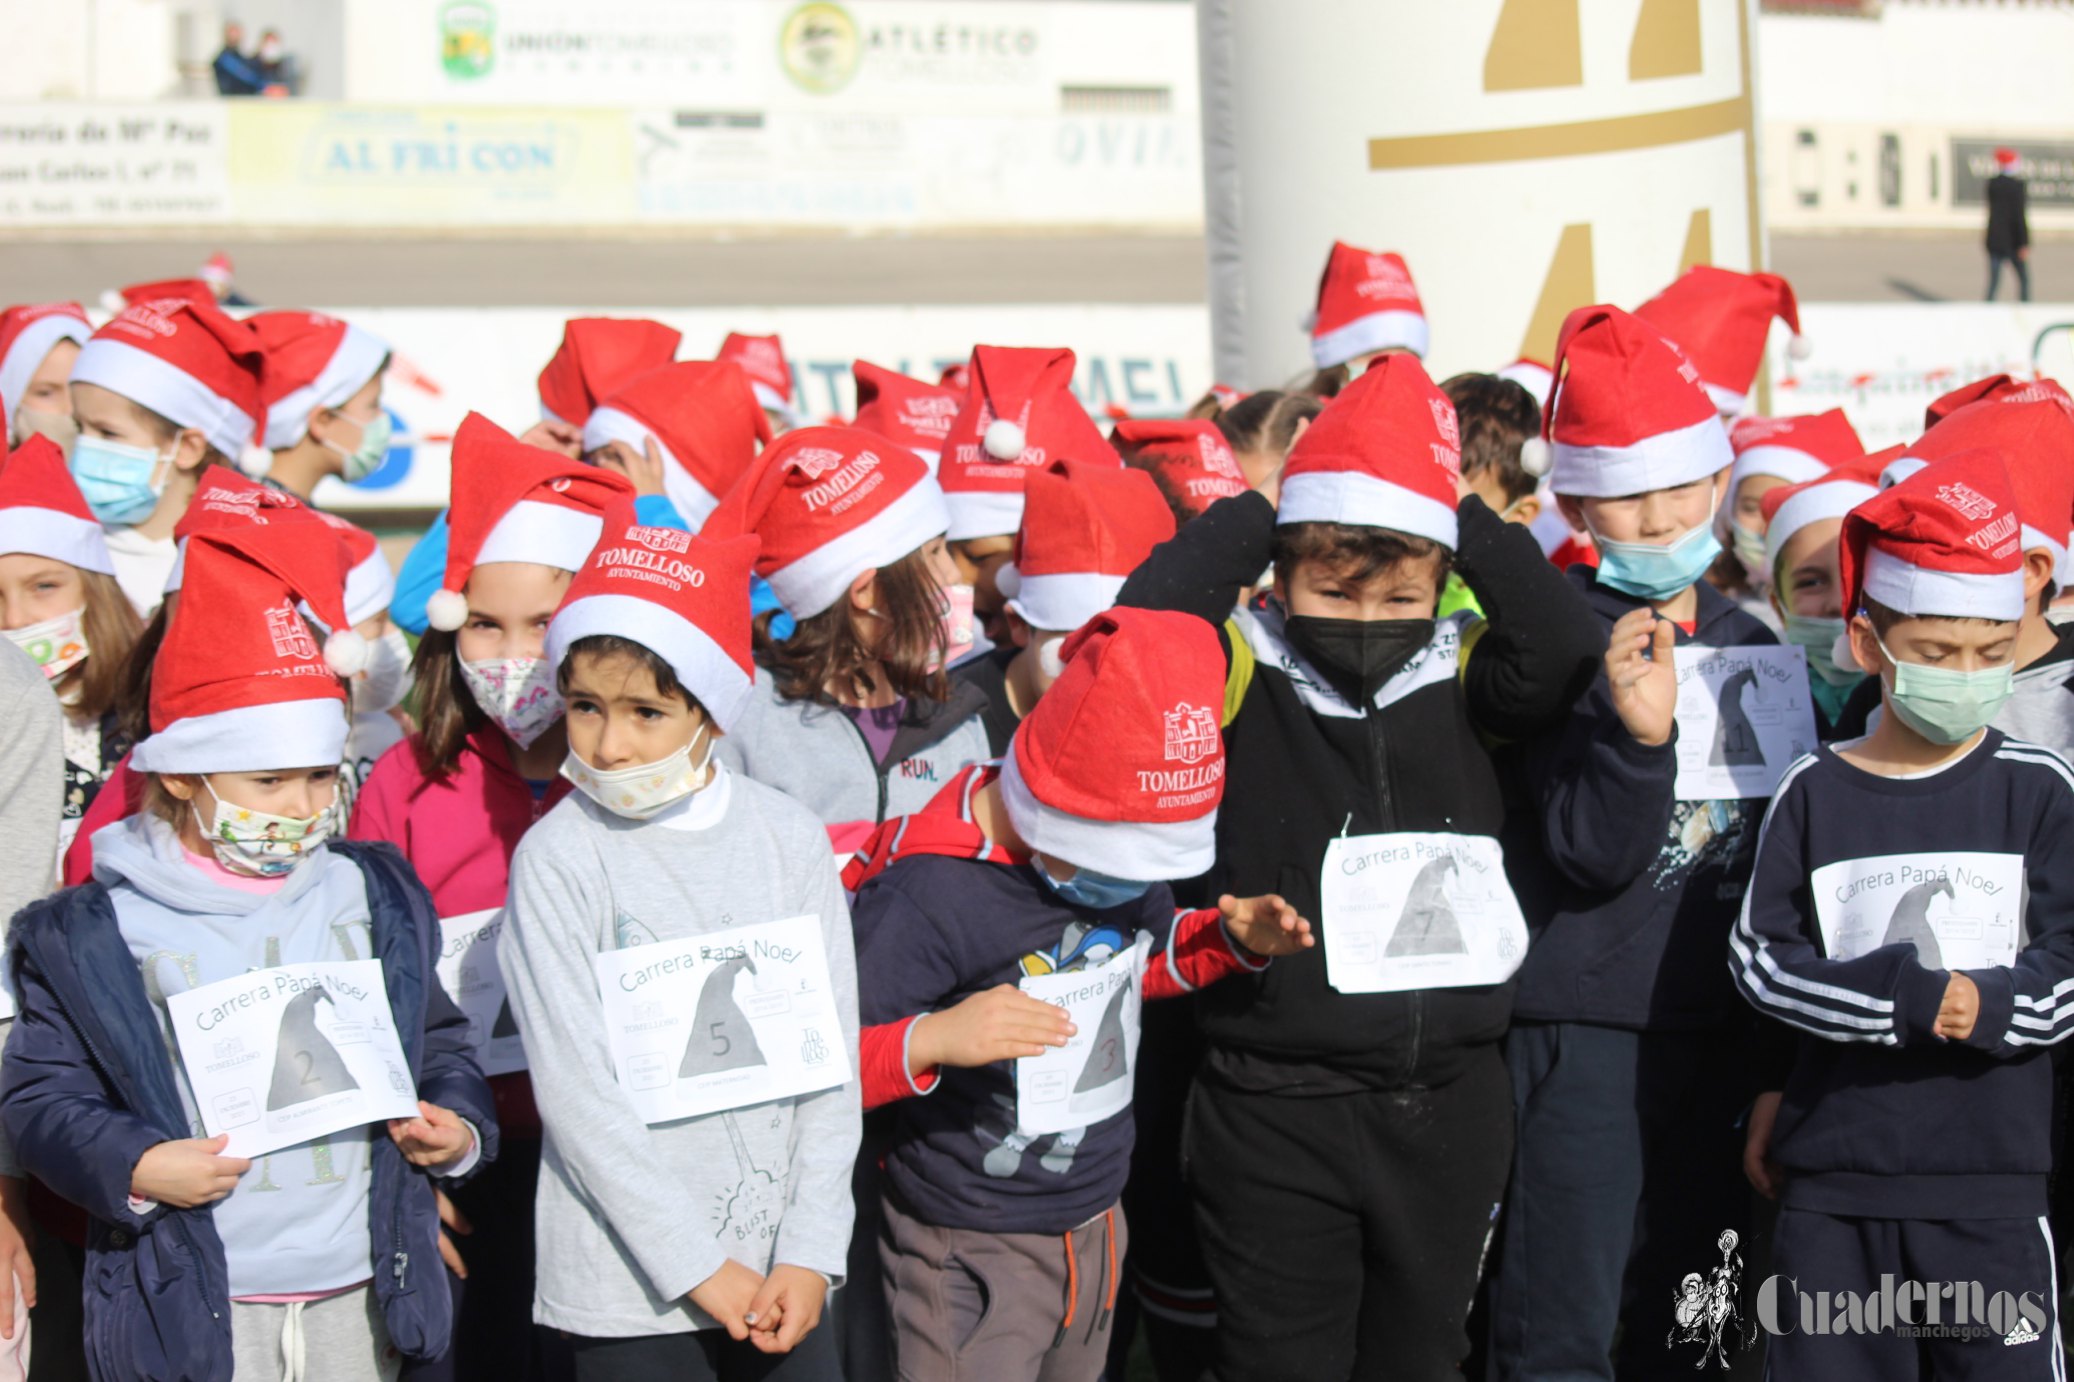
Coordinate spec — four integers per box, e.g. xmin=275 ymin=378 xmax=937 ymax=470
xmin=210 ymin=21 xmax=264 ymax=97
xmin=1986 ymin=147 xmax=2031 ymax=303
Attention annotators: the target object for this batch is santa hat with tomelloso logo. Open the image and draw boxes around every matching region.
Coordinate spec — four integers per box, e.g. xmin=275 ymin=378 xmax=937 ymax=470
xmin=249 ymin=311 xmax=391 ymax=450
xmin=1306 ymin=242 xmax=1428 ymax=367
xmin=162 ymin=470 xmax=393 ymax=631
xmin=701 ymin=424 xmax=949 ymax=620
xmin=938 ymin=345 xmax=1119 ymax=541
xmin=1839 ymin=449 xmax=2025 ymax=624
xmin=997 ymin=460 xmax=1176 ymax=635
xmin=1922 ymin=374 xmax=2073 ymax=431
xmin=546 ymin=519 xmax=761 ymax=733
xmin=581 ymin=360 xmax=772 ymax=530
xmin=129 ymin=523 xmax=361 ymax=773
xmin=0 ymin=435 xmax=115 ymax=575
xmin=1902 ymin=396 xmax=2074 ymax=583
xmin=1727 ymin=409 xmax=1864 ymax=490
xmin=70 ymin=296 xmax=269 ymax=457
xmin=424 ymin=412 xmax=636 ymax=633
xmin=998 ymin=606 xmax=1227 ymax=882
xmin=1544 ymin=305 xmax=1734 ymax=499
xmin=852 ymin=360 xmax=961 ymax=472
xmin=1111 ymin=417 xmax=1251 ymax=519
xmin=1633 ymin=265 xmax=1808 ymax=418
xmin=719 ymin=332 xmax=796 ymax=420
xmin=1275 ymin=353 xmax=1464 ymax=549
xmin=537 ymin=317 xmax=682 ymax=427
xmin=0 ymin=303 xmax=92 ymax=434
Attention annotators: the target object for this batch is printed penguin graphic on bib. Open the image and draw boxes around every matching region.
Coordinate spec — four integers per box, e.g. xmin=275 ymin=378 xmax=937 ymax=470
xmin=1323 ymin=834 xmax=1526 ymax=992
xmin=1708 ymin=668 xmax=1766 ymax=769
xmin=679 ymin=954 xmax=769 ymax=1078
xmin=1672 ymin=646 xmax=1819 ymax=799
xmin=1385 ymin=855 xmax=1468 ymax=957
xmin=435 ymin=909 xmax=528 ymax=1076
xmin=1009 ymin=928 xmax=1150 ymax=1140
xmin=267 ymin=988 xmax=359 ymax=1109
xmin=1812 ymin=852 xmax=2025 ymax=968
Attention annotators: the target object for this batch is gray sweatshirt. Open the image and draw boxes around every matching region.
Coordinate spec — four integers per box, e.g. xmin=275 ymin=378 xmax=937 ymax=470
xmin=0 ymin=640 xmax=62 ymax=1178
xmin=498 ymin=763 xmax=860 ymax=1339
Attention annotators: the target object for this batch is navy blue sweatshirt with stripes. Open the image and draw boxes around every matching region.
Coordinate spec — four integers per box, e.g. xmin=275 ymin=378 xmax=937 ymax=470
xmin=1730 ymin=730 xmax=2074 ymax=1218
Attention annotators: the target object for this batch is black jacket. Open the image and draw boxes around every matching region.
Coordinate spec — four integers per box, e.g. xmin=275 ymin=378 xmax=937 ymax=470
xmin=1987 ymin=173 xmax=2030 ymax=256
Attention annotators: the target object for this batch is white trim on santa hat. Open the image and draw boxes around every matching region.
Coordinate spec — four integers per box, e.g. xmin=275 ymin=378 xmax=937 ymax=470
xmin=945 ymin=487 xmax=1027 ymax=543
xmin=1860 ymin=545 xmax=2025 ymax=621
xmin=1765 ymin=480 xmax=1876 ymax=569
xmin=70 ymin=338 xmax=257 ymax=457
xmin=129 ymin=696 xmax=348 ymax=773
xmin=1497 ymin=361 xmax=1555 ymax=409
xmin=1728 ymin=445 xmax=1831 ymax=495
xmin=1702 ymin=381 xmax=1748 ymax=419
xmin=765 ymin=475 xmax=951 ymax=619
xmin=1275 ymin=470 xmax=1460 ymax=550
xmin=343 ymin=548 xmax=394 ymax=627
xmin=998 ymin=744 xmax=1215 ymax=883
xmin=0 ymin=506 xmax=114 ymax=576
xmin=478 ymin=499 xmax=606 ymax=571
xmin=0 ymin=314 xmax=91 ymax=424
xmin=583 ymin=404 xmax=722 ymax=529
xmin=263 ymin=323 xmax=389 ymax=450
xmin=1311 ymin=310 xmax=1429 ymax=370
xmin=1007 ymin=572 xmax=1127 ymax=635
xmin=546 ymin=591 xmax=755 ymax=734
xmin=751 ymin=380 xmax=796 ymax=422
xmin=1549 ymin=412 xmax=1734 ymax=499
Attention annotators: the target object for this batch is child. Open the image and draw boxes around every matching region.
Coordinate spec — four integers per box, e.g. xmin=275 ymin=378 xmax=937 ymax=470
xmin=0 ymin=436 xmax=143 ymax=858
xmin=2 ymin=523 xmax=495 ymax=1381
xmin=853 ymin=360 xmax=960 ymax=475
xmin=1711 ymin=410 xmax=1865 ymax=623
xmin=955 ymin=459 xmax=1175 ymax=755
xmin=1434 ymin=372 xmax=1552 ymax=619
xmin=0 ymin=302 xmax=92 ymax=452
xmin=579 ymin=359 xmax=772 ymax=530
xmin=351 ymin=413 xmax=631 ymax=1381
xmin=1759 ymin=459 xmax=1883 ymax=734
xmin=1115 ymin=355 xmax=1603 ymax=1379
xmin=1490 ymin=305 xmax=1782 ymax=1382
xmin=1632 ymin=264 xmax=1805 ymax=421
xmin=1300 ymin=242 xmax=1428 ymax=398
xmin=499 ymin=517 xmax=859 ymax=1380
xmin=1112 ymin=418 xmax=1250 ymax=529
xmin=846 ymin=606 xmax=1313 ymax=1382
xmin=1214 ymin=391 xmax=1319 ymax=492
xmin=1731 ymin=451 xmax=2074 ymax=1377
xmin=66 ymin=292 xmax=269 ymax=617
xmin=705 ymin=425 xmax=989 ymax=852
xmin=251 ymin=310 xmax=393 ymax=504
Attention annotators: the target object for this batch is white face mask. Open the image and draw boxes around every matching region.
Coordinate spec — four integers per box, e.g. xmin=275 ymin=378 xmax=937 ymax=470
xmin=459 ymin=656 xmax=563 ymax=749
xmin=4 ymin=606 xmax=89 ymax=680
xmin=559 ymin=721 xmax=714 ymax=819
xmin=352 ymin=627 xmax=414 ymax=716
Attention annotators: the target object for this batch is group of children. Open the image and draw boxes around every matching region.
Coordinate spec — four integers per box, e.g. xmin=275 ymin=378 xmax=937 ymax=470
xmin=0 ymin=243 xmax=2068 ymax=1382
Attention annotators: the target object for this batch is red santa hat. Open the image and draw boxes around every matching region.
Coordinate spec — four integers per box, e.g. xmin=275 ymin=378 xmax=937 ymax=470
xmin=1633 ymin=266 xmax=1807 ymax=417
xmin=314 ymin=511 xmax=396 ymax=628
xmin=1277 ymin=354 xmax=1463 ymax=549
xmin=426 ymin=413 xmax=636 ymax=633
xmin=852 ymin=360 xmax=961 ymax=471
xmin=1996 ymin=147 xmax=2020 ymax=168
xmin=998 ymin=460 xmax=1176 ymax=635
xmin=0 ymin=303 xmax=92 ymax=431
xmin=1906 ymin=397 xmax=2074 ymax=583
xmin=1725 ymin=409 xmax=1864 ymax=500
xmin=536 ymin=317 xmax=682 ymax=426
xmin=1206 ymin=383 xmax=1248 ymax=411
xmin=702 ymin=424 xmax=948 ymax=620
xmin=546 ymin=522 xmax=760 ymax=733
xmin=71 ymin=296 xmax=268 ymax=457
xmin=999 ymin=607 xmax=1226 ymax=881
xmin=718 ymin=332 xmax=795 ymax=419
xmin=1840 ymin=450 xmax=2025 ymax=622
xmin=1307 ymin=242 xmax=1428 ymax=368
xmin=1496 ymin=358 xmax=1556 ymax=410
xmin=0 ymin=435 xmax=114 ymax=575
xmin=939 ymin=345 xmax=1119 ymax=540
xmin=1760 ymin=456 xmax=1883 ymax=571
xmin=1923 ymin=373 xmax=2072 ymax=430
xmin=108 ymin=279 xmax=218 ymax=313
xmin=1112 ymin=417 xmax=1250 ymax=519
xmin=129 ymin=523 xmax=359 ymax=773
xmin=938 ymin=361 xmax=970 ymax=391
xmin=1544 ymin=305 xmax=1733 ymax=499
xmin=199 ymin=252 xmax=235 ymax=289
xmin=161 ymin=471 xmax=389 ymax=626
xmin=249 ymin=311 xmax=390 ymax=450
xmin=581 ymin=361 xmax=772 ymax=530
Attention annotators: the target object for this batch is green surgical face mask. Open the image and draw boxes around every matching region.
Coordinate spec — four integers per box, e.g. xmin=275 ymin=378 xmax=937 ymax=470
xmin=1874 ymin=631 xmax=2014 ymax=746
xmin=1730 ymin=522 xmax=1770 ymax=584
xmin=1783 ymin=613 xmax=1860 ymax=688
xmin=323 ymin=409 xmax=393 ymax=483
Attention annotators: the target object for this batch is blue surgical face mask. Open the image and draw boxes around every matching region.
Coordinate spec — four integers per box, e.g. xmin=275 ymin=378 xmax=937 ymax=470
xmin=1874 ymin=631 xmax=2014 ymax=746
xmin=1591 ymin=521 xmax=1722 ymax=602
xmin=1035 ymin=856 xmax=1151 ymax=910
xmin=71 ymin=434 xmax=172 ymax=526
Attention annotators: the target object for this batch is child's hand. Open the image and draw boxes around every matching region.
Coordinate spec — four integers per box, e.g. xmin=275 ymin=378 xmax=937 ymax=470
xmin=517 ymin=418 xmax=583 ymax=458
xmin=435 ymin=1189 xmax=472 ymax=1280
xmin=1604 ymin=607 xmax=1678 ymax=747
xmin=1218 ymin=894 xmax=1315 ymax=958
xmin=386 ymin=1101 xmax=475 ymax=1169
xmin=910 ymin=985 xmax=1076 ymax=1072
xmin=1935 ymin=972 xmax=1980 ymax=1041
xmin=131 ymin=1134 xmax=250 ymax=1208
xmin=593 ymin=437 xmax=668 ymax=498
xmin=745 ymin=1264 xmax=828 ymax=1354
xmin=1742 ymin=1091 xmax=1785 ymax=1200
xmin=687 ymin=1259 xmax=765 ymax=1341
xmin=0 ymin=1177 xmax=35 ymax=1339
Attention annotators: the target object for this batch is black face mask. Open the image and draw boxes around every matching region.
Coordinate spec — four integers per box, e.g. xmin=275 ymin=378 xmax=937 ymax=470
xmin=1282 ymin=615 xmax=1436 ymax=706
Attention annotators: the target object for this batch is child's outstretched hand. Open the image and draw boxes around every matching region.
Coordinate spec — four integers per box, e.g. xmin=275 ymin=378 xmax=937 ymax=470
xmin=1742 ymin=1091 xmax=1785 ymax=1200
xmin=387 ymin=1101 xmax=474 ymax=1170
xmin=1935 ymin=972 xmax=1980 ymax=1041
xmin=132 ymin=1134 xmax=251 ymax=1208
xmin=1605 ymin=607 xmax=1677 ymax=747
xmin=910 ymin=985 xmax=1076 ymax=1073
xmin=745 ymin=1263 xmax=828 ymax=1354
xmin=1219 ymin=894 xmax=1314 ymax=957
xmin=688 ymin=1259 xmax=765 ymax=1341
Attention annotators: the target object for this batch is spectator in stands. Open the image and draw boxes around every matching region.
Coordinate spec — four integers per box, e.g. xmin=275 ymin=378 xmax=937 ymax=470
xmin=210 ymin=22 xmax=265 ymax=97
xmin=255 ymin=29 xmax=300 ymax=97
xmin=1987 ymin=146 xmax=2031 ymax=303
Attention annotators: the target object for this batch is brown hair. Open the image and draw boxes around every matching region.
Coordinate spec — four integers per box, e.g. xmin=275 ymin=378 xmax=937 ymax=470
xmin=756 ymin=546 xmax=951 ymax=706
xmin=409 ymin=628 xmax=487 ymax=780
xmin=1272 ymin=521 xmax=1452 ymax=592
xmin=556 ymin=634 xmax=703 ymax=714
xmin=1440 ymin=373 xmax=1542 ymax=507
xmin=115 ymin=600 xmax=169 ymax=744
xmin=1862 ymin=596 xmax=2009 ymax=636
xmin=69 ymin=569 xmax=143 ymax=722
xmin=143 ymin=772 xmax=187 ymax=825
xmin=1217 ymin=391 xmax=1321 ymax=465
xmin=1296 ymin=364 xmax=1351 ymax=401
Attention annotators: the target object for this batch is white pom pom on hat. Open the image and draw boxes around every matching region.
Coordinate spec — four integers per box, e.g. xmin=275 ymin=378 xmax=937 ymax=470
xmin=426 ymin=587 xmax=469 ymax=633
xmin=1831 ymin=629 xmax=1860 ymax=673
xmin=993 ymin=562 xmax=1021 ymax=600
xmin=1518 ymin=435 xmax=1552 ymax=478
xmin=1037 ymin=635 xmax=1067 ymax=680
xmin=1788 ymin=333 xmax=1813 ymax=362
xmin=984 ymin=419 xmax=1026 ymax=461
xmin=323 ymin=628 xmax=370 ymax=677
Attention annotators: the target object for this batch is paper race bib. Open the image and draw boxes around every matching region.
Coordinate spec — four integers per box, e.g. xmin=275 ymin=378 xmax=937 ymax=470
xmin=1015 ymin=934 xmax=1150 ymax=1136
xmin=435 ymin=909 xmax=527 ymax=1077
xmin=1812 ymin=852 xmax=2025 ymax=969
xmin=1672 ymin=646 xmax=1819 ymax=800
xmin=1322 ymin=834 xmax=1527 ymax=993
xmin=592 ymin=915 xmax=851 ymax=1125
xmin=164 ymin=960 xmax=420 ymax=1158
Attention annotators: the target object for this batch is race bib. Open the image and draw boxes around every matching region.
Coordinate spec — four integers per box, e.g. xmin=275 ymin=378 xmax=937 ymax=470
xmin=592 ymin=915 xmax=851 ymax=1125
xmin=1015 ymin=934 xmax=1150 ymax=1136
xmin=435 ymin=909 xmax=527 ymax=1077
xmin=1322 ymin=834 xmax=1527 ymax=993
xmin=1672 ymin=646 xmax=1819 ymax=800
xmin=164 ymin=961 xmax=420 ymax=1158
xmin=1812 ymin=852 xmax=2025 ymax=969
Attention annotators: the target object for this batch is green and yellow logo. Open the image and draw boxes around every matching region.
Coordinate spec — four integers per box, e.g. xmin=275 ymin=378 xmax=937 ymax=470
xmin=439 ymin=1 xmax=496 ymax=80
xmin=779 ymin=3 xmax=860 ymax=95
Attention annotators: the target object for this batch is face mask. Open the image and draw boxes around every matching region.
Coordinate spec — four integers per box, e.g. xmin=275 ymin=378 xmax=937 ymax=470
xmin=1035 ymin=856 xmax=1151 ymax=910
xmin=1782 ymin=614 xmax=1861 ymax=688
xmin=71 ymin=435 xmax=173 ymax=526
xmin=1591 ymin=522 xmax=1722 ymax=603
xmin=12 ymin=408 xmax=78 ymax=457
xmin=4 ymin=606 xmax=89 ymax=680
xmin=930 ymin=583 xmax=975 ymax=671
xmin=352 ymin=627 xmax=414 ymax=716
xmin=1283 ymin=614 xmax=1435 ymax=705
xmin=1729 ymin=522 xmax=1770 ymax=587
xmin=459 ymin=656 xmax=564 ymax=749
xmin=560 ymin=722 xmax=714 ymax=820
xmin=193 ymin=780 xmax=338 ymax=877
xmin=322 ymin=410 xmax=392 ymax=483
xmin=1875 ymin=632 xmax=2014 ymax=746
